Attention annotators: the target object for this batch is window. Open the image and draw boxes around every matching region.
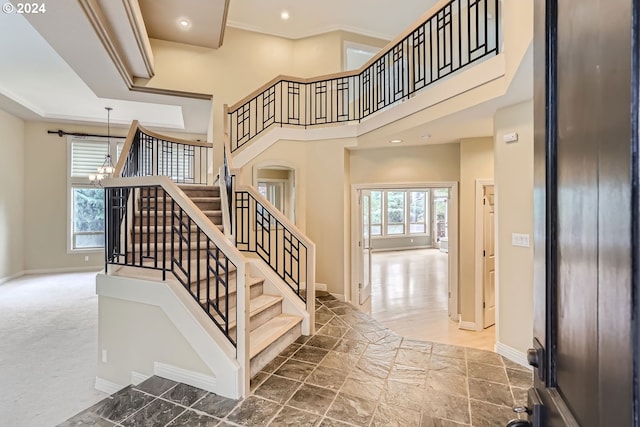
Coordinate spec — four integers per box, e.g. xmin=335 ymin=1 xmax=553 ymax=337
xmin=409 ymin=191 xmax=428 ymax=233
xmin=68 ymin=138 xmax=121 ymax=251
xmin=386 ymin=191 xmax=405 ymax=234
xmin=370 ymin=191 xmax=382 ymax=236
xmin=257 ymin=180 xmax=285 ymax=213
xmin=368 ymin=188 xmax=433 ymax=238
xmin=433 ymin=188 xmax=449 ymax=240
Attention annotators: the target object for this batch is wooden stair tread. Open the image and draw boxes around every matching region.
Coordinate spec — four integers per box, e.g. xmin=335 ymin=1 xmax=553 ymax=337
xmin=250 ymin=314 xmax=302 ymax=358
xmin=221 ymin=294 xmax=283 ymax=328
xmin=133 ymin=224 xmax=224 ymax=233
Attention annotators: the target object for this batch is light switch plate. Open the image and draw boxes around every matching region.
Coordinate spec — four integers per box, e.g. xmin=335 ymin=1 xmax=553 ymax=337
xmin=512 ymin=233 xmax=530 ymax=247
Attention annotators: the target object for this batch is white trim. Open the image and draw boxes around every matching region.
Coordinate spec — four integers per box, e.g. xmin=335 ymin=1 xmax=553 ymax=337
xmin=458 ymin=320 xmax=477 ymax=331
xmin=330 ymin=293 xmax=346 ymax=302
xmin=131 ymin=371 xmax=150 ymax=385
xmin=23 ymin=266 xmax=102 ymax=275
xmin=95 ymin=377 xmax=126 ymax=395
xmin=475 ymin=179 xmax=494 ymax=331
xmin=154 ymin=362 xmax=217 ymax=393
xmin=495 ymin=341 xmax=532 ymax=370
xmin=371 ymin=245 xmax=431 ymax=253
xmin=0 ymin=271 xmax=24 ymax=285
xmin=231 ymin=55 xmax=506 ymax=169
xmin=251 ymin=161 xmax=298 ymax=224
xmin=315 ymin=283 xmax=328 ymax=292
xmin=350 ymin=182 xmax=459 ymax=320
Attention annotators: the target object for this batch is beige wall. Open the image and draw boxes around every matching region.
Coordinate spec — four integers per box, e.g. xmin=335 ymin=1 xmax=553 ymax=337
xmin=349 ymin=144 xmax=461 ymax=184
xmin=494 ymin=100 xmax=534 ymax=353
xmin=146 ymin=28 xmax=386 ymax=171
xmin=305 ymin=140 xmax=352 ymax=294
xmin=0 ymin=109 xmax=25 ymax=281
xmin=98 ymin=296 xmax=213 ymax=386
xmin=238 ymin=139 xmax=309 ymax=233
xmin=237 ymin=138 xmax=353 ymax=295
xmin=458 ymin=138 xmax=494 ymax=322
xmin=22 ymin=120 xmax=205 ymax=272
xmin=23 ymin=121 xmax=128 ymax=271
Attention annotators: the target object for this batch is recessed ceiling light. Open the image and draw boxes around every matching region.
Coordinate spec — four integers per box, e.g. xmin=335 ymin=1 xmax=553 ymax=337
xmin=390 ymin=139 xmax=403 ymax=144
xmin=421 ymin=133 xmax=431 ymax=139
xmin=281 ymin=10 xmax=290 ymax=20
xmin=178 ymin=18 xmax=191 ymax=30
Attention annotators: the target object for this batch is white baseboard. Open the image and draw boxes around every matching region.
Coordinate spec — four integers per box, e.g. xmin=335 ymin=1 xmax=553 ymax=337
xmin=24 ymin=266 xmax=102 ymax=275
xmin=458 ymin=319 xmax=478 ymax=331
xmin=95 ymin=377 xmax=126 ymax=395
xmin=315 ymin=282 xmax=328 ymax=292
xmin=495 ymin=341 xmax=533 ymax=370
xmin=0 ymin=271 xmax=24 ymax=285
xmin=131 ymin=371 xmax=151 ymax=385
xmin=154 ymin=362 xmax=217 ymax=393
xmin=330 ymin=293 xmax=346 ymax=302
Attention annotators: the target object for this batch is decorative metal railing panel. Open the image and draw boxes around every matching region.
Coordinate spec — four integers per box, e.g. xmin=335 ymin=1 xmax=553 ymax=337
xmin=105 ymin=184 xmax=236 ymax=345
xmin=120 ymin=126 xmax=212 ymax=185
xmin=235 ymin=190 xmax=309 ymax=302
xmin=228 ymin=0 xmax=499 ymax=152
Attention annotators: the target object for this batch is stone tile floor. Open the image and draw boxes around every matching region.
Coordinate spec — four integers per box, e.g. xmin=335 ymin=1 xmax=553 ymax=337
xmin=60 ymin=292 xmax=531 ymax=427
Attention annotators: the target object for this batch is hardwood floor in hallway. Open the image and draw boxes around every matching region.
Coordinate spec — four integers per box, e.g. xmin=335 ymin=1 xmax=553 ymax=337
xmin=370 ymin=249 xmax=495 ymax=351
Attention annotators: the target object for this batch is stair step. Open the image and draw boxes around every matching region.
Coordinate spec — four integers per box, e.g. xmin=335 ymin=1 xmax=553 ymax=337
xmin=221 ymin=294 xmax=283 ymax=329
xmin=250 ymin=314 xmax=303 ymax=358
xmin=200 ymin=274 xmax=263 ymax=298
xmin=139 ymin=196 xmax=221 ymax=210
xmin=178 ymin=185 xmax=220 ymax=198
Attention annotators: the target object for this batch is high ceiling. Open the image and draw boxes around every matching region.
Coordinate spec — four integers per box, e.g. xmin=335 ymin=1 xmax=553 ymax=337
xmin=0 ymin=0 xmax=438 ymax=134
xmin=0 ymin=0 xmax=521 ymax=144
xmin=226 ymin=0 xmax=438 ymax=41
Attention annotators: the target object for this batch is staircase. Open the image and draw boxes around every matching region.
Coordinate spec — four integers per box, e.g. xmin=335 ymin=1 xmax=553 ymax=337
xmin=132 ymin=183 xmax=303 ymax=375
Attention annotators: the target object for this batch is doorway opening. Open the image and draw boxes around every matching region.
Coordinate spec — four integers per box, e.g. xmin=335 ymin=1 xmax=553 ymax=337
xmin=351 ymin=182 xmax=475 ymax=346
xmin=253 ymin=164 xmax=296 ymax=223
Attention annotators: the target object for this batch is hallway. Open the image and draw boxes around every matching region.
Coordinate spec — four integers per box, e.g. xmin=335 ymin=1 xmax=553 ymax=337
xmin=370 ymin=249 xmax=495 ymax=351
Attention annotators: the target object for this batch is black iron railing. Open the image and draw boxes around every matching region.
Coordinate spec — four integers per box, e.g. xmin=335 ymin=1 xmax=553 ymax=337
xmin=228 ymin=0 xmax=499 ymax=152
xmin=234 ymin=189 xmax=310 ymax=302
xmin=105 ymin=183 xmax=236 ymax=345
xmin=223 ymin=146 xmax=234 ymax=229
xmin=119 ymin=122 xmax=212 ymax=184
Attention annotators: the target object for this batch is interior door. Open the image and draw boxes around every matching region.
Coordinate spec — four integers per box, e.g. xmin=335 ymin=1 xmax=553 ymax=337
xmin=482 ymin=185 xmax=495 ymax=328
xmin=359 ymin=190 xmax=372 ymax=305
xmin=529 ymin=0 xmax=638 ymax=426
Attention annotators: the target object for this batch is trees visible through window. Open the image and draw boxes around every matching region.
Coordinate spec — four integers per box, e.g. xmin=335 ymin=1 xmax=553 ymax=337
xmin=409 ymin=191 xmax=427 ymax=233
xmin=370 ymin=191 xmax=382 ymax=235
xmin=69 ymin=138 xmax=121 ymax=250
xmin=368 ymin=189 xmax=431 ymax=238
xmin=387 ymin=191 xmax=405 ymax=234
xmin=72 ymin=188 xmax=105 ymax=248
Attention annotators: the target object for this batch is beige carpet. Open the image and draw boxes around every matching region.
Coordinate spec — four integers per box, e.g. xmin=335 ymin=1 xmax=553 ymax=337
xmin=0 ymin=272 xmax=108 ymax=427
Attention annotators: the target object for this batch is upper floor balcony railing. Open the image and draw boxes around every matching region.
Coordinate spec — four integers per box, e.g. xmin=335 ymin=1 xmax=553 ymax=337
xmin=227 ymin=0 xmax=499 ymax=153
xmin=116 ymin=121 xmax=212 ymax=185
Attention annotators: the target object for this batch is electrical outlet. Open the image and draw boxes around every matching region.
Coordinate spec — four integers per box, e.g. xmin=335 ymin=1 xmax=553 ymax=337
xmin=84 ymin=255 xmax=89 ymax=262
xmin=102 ymin=349 xmax=108 ymax=363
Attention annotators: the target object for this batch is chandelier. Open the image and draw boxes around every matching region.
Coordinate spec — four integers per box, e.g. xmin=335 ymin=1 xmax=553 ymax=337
xmin=89 ymin=107 xmax=115 ymax=186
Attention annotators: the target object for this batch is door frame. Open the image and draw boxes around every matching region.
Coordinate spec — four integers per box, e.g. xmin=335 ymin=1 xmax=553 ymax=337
xmin=474 ymin=179 xmax=495 ymax=331
xmin=350 ymin=182 xmax=459 ymax=318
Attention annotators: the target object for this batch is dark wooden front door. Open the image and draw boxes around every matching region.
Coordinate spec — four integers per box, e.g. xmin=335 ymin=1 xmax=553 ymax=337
xmin=530 ymin=0 xmax=639 ymax=426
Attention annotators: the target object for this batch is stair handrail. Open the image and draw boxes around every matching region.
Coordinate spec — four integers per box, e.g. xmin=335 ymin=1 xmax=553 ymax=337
xmin=234 ymin=183 xmax=316 ymax=328
xmin=227 ymin=0 xmax=499 ymax=152
xmin=218 ymin=109 xmax=235 ymax=241
xmin=102 ymin=174 xmax=251 ymax=396
xmin=115 ymin=121 xmax=213 ymax=184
